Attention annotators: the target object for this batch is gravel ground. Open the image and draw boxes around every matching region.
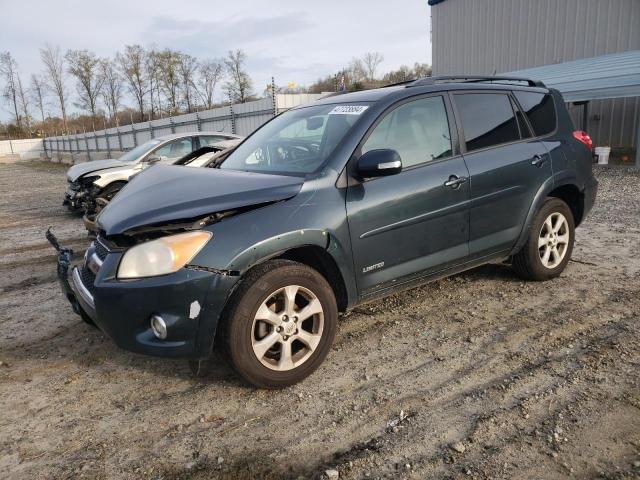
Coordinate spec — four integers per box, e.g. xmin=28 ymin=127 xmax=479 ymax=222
xmin=0 ymin=161 xmax=639 ymax=480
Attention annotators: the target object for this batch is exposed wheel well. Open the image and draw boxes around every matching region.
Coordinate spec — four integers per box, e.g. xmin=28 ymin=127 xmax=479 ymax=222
xmin=548 ymin=184 xmax=584 ymax=226
xmin=275 ymin=246 xmax=349 ymax=312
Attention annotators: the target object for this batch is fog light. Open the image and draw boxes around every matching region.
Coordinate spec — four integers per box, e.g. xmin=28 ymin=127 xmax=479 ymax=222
xmin=150 ymin=315 xmax=167 ymax=340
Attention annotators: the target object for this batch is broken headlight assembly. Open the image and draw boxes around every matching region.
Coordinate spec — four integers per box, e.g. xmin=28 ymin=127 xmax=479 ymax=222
xmin=117 ymin=231 xmax=212 ymax=279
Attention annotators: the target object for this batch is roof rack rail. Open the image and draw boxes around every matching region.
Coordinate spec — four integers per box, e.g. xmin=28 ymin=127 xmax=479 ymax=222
xmin=381 ymin=78 xmax=418 ymax=88
xmin=409 ymin=75 xmax=546 ymax=88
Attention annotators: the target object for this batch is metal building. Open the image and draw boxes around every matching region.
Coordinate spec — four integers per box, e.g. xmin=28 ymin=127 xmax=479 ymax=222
xmin=430 ymin=0 xmax=640 ymax=163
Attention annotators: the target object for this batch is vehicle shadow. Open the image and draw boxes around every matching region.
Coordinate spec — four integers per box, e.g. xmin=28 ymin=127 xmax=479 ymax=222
xmin=454 ymin=262 xmax=523 ymax=283
xmin=4 ymin=316 xmax=247 ymax=388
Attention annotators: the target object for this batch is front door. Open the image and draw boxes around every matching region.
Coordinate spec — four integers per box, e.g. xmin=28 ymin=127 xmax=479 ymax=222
xmin=346 ymin=95 xmax=471 ymax=296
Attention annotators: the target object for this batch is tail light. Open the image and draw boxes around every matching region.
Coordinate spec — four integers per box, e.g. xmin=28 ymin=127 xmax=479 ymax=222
xmin=572 ymin=130 xmax=593 ymax=151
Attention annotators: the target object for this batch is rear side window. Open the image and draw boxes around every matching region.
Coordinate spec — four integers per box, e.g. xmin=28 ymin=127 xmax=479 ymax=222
xmin=513 ymin=91 xmax=556 ymax=137
xmin=199 ymin=135 xmax=230 ymax=146
xmin=455 ymin=93 xmax=520 ymax=152
xmin=362 ymin=96 xmax=452 ymax=168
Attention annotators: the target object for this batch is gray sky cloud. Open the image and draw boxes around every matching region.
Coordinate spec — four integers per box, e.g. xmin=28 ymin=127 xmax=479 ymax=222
xmin=0 ymin=0 xmax=431 ymax=120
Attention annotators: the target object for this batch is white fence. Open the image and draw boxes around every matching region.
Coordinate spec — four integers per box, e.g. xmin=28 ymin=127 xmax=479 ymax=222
xmin=0 ymin=138 xmax=44 ymax=159
xmin=43 ymin=94 xmax=323 ymax=156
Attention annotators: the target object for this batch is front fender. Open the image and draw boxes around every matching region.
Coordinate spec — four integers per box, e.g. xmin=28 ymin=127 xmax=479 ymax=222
xmin=226 ymin=229 xmax=329 ymax=271
xmin=93 ymin=166 xmax=140 ymax=188
xmin=189 ymin=189 xmax=358 ymax=307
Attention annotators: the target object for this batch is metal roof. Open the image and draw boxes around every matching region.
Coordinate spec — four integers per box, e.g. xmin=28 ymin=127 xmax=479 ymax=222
xmin=504 ymin=50 xmax=640 ymax=102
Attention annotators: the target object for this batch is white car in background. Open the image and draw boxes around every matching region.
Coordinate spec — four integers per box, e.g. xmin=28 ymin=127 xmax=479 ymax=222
xmin=81 ymin=138 xmax=243 ymax=234
xmin=176 ymin=139 xmax=243 ymax=168
xmin=64 ymin=132 xmax=241 ymax=213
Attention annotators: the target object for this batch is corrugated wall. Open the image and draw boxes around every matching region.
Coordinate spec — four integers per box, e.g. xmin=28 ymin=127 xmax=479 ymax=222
xmin=43 ymin=94 xmax=323 ymax=154
xmin=431 ymin=0 xmax=640 ymax=149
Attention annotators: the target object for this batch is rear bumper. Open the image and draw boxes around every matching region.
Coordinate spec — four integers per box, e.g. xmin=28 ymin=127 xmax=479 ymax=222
xmin=48 ymin=233 xmax=239 ymax=359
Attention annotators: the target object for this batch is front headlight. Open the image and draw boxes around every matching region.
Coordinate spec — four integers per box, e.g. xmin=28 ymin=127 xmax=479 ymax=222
xmin=117 ymin=231 xmax=212 ymax=279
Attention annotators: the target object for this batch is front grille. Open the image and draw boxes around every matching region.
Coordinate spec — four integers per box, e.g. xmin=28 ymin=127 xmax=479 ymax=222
xmin=78 ymin=238 xmax=110 ymax=296
xmin=80 ymin=265 xmax=97 ymax=296
xmin=94 ymin=238 xmax=110 ymax=261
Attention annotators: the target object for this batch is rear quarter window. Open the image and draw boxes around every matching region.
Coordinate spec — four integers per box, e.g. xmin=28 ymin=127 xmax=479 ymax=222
xmin=454 ymin=93 xmax=521 ymax=152
xmin=513 ymin=91 xmax=556 ymax=137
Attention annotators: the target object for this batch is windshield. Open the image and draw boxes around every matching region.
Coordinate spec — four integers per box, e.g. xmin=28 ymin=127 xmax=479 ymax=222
xmin=220 ymin=103 xmax=367 ymax=175
xmin=118 ymin=139 xmax=162 ymax=162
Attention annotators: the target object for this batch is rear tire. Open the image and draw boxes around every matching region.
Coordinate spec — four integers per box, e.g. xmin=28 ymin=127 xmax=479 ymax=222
xmin=512 ymin=197 xmax=575 ymax=281
xmin=221 ymin=259 xmax=337 ymax=389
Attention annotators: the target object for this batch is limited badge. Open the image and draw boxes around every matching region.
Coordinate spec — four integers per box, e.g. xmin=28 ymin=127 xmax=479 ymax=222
xmin=328 ymin=105 xmax=369 ymax=115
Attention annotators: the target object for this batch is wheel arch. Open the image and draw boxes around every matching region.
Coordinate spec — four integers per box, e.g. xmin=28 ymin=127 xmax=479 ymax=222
xmin=210 ymin=227 xmax=356 ymax=312
xmin=273 ymin=245 xmax=349 ymax=313
xmin=546 ymin=183 xmax=584 ymax=227
xmin=99 ymin=179 xmax=128 ymax=193
xmin=510 ymin=176 xmax=583 ymax=256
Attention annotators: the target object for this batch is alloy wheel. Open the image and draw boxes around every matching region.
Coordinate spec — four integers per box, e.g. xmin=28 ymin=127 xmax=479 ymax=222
xmin=251 ymin=285 xmax=324 ymax=371
xmin=538 ymin=212 xmax=570 ymax=269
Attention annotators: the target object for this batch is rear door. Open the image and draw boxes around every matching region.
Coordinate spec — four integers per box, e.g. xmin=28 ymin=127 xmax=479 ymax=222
xmin=451 ymin=91 xmax=551 ymax=258
xmin=346 ymin=94 xmax=471 ymax=295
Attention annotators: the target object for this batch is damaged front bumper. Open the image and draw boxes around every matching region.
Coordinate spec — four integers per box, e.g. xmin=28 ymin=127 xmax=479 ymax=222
xmin=46 ymin=229 xmax=239 ymax=359
xmin=63 ymin=183 xmax=89 ymax=211
xmin=63 ymin=181 xmax=100 ymax=213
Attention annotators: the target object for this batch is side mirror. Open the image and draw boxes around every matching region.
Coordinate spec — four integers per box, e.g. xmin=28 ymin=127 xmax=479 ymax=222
xmin=357 ymin=149 xmax=402 ymax=178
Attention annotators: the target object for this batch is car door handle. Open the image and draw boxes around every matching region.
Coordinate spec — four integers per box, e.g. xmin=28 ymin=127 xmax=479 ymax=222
xmin=444 ymin=175 xmax=468 ymax=189
xmin=531 ymin=154 xmax=546 ymax=167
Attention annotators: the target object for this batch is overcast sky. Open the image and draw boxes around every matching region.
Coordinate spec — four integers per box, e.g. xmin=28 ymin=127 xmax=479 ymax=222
xmin=0 ymin=0 xmax=432 ymax=120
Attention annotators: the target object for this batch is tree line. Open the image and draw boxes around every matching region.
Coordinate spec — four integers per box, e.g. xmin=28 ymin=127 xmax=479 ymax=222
xmin=1 ymin=46 xmax=430 ymax=139
xmin=0 ymin=45 xmax=253 ymax=138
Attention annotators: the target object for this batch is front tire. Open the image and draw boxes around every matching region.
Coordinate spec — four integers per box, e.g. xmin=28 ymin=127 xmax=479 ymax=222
xmin=96 ymin=181 xmax=126 ymax=204
xmin=221 ymin=260 xmax=337 ymax=389
xmin=512 ymin=197 xmax=575 ymax=281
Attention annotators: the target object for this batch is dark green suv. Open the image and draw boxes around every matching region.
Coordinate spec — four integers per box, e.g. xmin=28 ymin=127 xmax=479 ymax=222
xmin=49 ymin=76 xmax=598 ymax=388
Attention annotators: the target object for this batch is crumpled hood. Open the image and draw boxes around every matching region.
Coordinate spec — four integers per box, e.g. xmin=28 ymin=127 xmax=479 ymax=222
xmin=96 ymin=165 xmax=305 ymax=235
xmin=66 ymin=159 xmax=131 ymax=182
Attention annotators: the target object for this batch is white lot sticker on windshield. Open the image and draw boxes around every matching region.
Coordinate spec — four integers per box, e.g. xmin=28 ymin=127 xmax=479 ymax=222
xmin=328 ymin=105 xmax=369 ymax=115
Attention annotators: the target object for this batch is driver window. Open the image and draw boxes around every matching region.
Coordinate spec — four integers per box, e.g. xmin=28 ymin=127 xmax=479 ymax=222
xmin=152 ymin=138 xmax=193 ymax=159
xmin=362 ymin=96 xmax=452 ymax=168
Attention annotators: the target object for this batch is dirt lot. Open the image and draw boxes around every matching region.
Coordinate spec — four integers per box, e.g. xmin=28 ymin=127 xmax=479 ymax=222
xmin=0 ymin=161 xmax=639 ymax=480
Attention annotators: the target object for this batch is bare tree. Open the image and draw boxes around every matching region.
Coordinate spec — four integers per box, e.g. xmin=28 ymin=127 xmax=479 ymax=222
xmin=0 ymin=52 xmax=21 ymax=129
xmin=65 ymin=49 xmax=104 ymax=120
xmin=15 ymin=73 xmax=31 ymax=132
xmin=362 ymin=52 xmax=384 ymax=82
xmin=198 ymin=59 xmax=223 ymax=109
xmin=40 ymin=44 xmax=68 ymax=131
xmin=117 ymin=45 xmax=147 ymax=119
xmin=382 ymin=64 xmax=413 ymax=84
xmin=178 ymin=53 xmax=198 ymax=112
xmin=156 ymin=49 xmax=181 ymax=115
xmin=347 ymin=57 xmax=367 ymax=84
xmin=100 ymin=59 xmax=123 ymax=125
xmin=412 ymin=62 xmax=432 ymax=79
xmin=145 ymin=49 xmax=161 ymax=119
xmin=30 ymin=74 xmax=47 ymax=126
xmin=224 ymin=49 xmax=252 ymax=103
